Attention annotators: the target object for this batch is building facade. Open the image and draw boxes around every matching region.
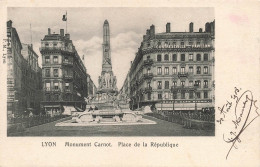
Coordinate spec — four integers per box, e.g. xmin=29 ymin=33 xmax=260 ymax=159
xmin=40 ymin=28 xmax=89 ymax=114
xmin=7 ymin=20 xmax=42 ymax=117
xmin=123 ymin=21 xmax=215 ymax=112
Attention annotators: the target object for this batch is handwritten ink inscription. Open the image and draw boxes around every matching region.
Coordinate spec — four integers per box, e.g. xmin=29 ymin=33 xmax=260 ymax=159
xmin=216 ymin=87 xmax=259 ymax=159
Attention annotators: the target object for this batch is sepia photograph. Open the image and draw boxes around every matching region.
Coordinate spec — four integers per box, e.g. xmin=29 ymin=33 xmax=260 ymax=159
xmin=1 ymin=1 xmax=259 ymax=167
xmin=6 ymin=7 xmax=215 ymax=136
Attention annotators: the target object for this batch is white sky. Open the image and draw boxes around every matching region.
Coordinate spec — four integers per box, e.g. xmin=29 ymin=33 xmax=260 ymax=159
xmin=8 ymin=7 xmax=214 ymax=89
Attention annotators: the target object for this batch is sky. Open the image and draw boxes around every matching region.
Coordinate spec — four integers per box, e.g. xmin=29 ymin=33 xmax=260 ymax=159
xmin=8 ymin=7 xmax=214 ymax=89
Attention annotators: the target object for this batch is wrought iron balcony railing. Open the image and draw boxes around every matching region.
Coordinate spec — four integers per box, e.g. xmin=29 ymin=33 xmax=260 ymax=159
xmin=178 ymin=72 xmax=188 ymax=78
xmin=63 ymin=74 xmax=73 ymax=80
xmin=143 ymin=59 xmax=153 ymax=66
xmin=63 ymin=61 xmax=73 ymax=66
xmin=143 ymin=73 xmax=153 ymax=80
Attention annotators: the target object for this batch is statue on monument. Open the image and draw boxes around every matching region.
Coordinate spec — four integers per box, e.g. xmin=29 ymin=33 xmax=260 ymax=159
xmin=104 ymin=71 xmax=111 ymax=88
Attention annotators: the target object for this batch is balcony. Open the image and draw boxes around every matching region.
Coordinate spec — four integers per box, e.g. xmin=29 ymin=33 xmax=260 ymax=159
xmin=143 ymin=73 xmax=153 ymax=80
xmin=63 ymin=61 xmax=73 ymax=66
xmin=144 ymin=87 xmax=152 ymax=93
xmin=171 ymin=86 xmax=196 ymax=92
xmin=44 ymin=88 xmax=61 ymax=92
xmin=178 ymin=72 xmax=188 ymax=78
xmin=40 ymin=46 xmax=74 ymax=53
xmin=143 ymin=59 xmax=153 ymax=66
xmin=63 ymin=74 xmax=73 ymax=80
xmin=53 ymin=88 xmax=61 ymax=92
xmin=64 ymin=88 xmax=72 ymax=93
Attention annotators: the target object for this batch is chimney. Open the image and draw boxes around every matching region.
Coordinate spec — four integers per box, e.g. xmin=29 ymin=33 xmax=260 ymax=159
xmin=199 ymin=28 xmax=203 ymax=32
xmin=65 ymin=34 xmax=70 ymax=39
xmin=189 ymin=22 xmax=193 ymax=32
xmin=146 ymin=29 xmax=150 ymax=35
xmin=166 ymin=22 xmax=171 ymax=33
xmin=205 ymin=22 xmax=210 ymax=32
xmin=60 ymin=29 xmax=64 ymax=36
xmin=7 ymin=20 xmax=12 ymax=28
xmin=48 ymin=28 xmax=51 ymax=35
xmin=150 ymin=25 xmax=155 ymax=39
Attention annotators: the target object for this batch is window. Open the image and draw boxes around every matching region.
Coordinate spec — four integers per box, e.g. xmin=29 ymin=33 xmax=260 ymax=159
xmin=158 ymin=41 xmax=161 ymax=46
xmin=148 ymin=93 xmax=151 ymax=100
xmin=181 ymin=67 xmax=185 ymax=74
xmin=189 ymin=81 xmax=193 ymax=86
xmin=53 ymin=56 xmax=58 ymax=63
xmin=189 ymin=42 xmax=193 ymax=45
xmin=204 ymin=54 xmax=208 ymax=61
xmin=157 ymin=55 xmax=161 ymax=62
xmin=46 ymin=94 xmax=51 ymax=101
xmin=54 ymin=82 xmax=59 ymax=90
xmin=195 ymin=80 xmax=201 ymax=88
xmin=147 ymin=82 xmax=151 ymax=88
xmin=158 ymin=93 xmax=162 ymax=100
xmin=164 ymin=67 xmax=169 ymax=75
xmin=157 ymin=81 xmax=162 ymax=89
xmin=65 ymin=82 xmax=69 ymax=90
xmin=45 ymin=69 xmax=50 ymax=77
xmin=157 ymin=67 xmax=162 ymax=75
xmin=147 ymin=68 xmax=151 ymax=74
xmin=53 ymin=43 xmax=57 ymax=47
xmin=173 ymin=42 xmax=176 ymax=46
xmin=45 ymin=82 xmax=50 ymax=91
xmin=54 ymin=94 xmax=59 ymax=101
xmin=204 ymin=91 xmax=208 ymax=98
xmin=64 ymin=56 xmax=68 ymax=62
xmin=181 ymin=91 xmax=185 ymax=99
xmin=173 ymin=81 xmax=177 ymax=87
xmin=197 ymin=66 xmax=201 ymax=74
xmin=181 ymin=42 xmax=184 ymax=46
xmin=45 ymin=43 xmax=49 ymax=47
xmin=196 ymin=54 xmax=201 ymax=61
xmin=172 ymin=67 xmax=177 ymax=74
xmin=181 ymin=81 xmax=185 ymax=87
xmin=196 ymin=41 xmax=200 ymax=46
xmin=189 ymin=66 xmax=193 ymax=74
xmin=164 ymin=54 xmax=169 ymax=61
xmin=147 ymin=55 xmax=150 ymax=60
xmin=189 ymin=91 xmax=194 ymax=99
xmin=54 ymin=69 xmax=59 ymax=77
xmin=181 ymin=54 xmax=185 ymax=61
xmin=45 ymin=56 xmax=50 ymax=63
xmin=196 ymin=92 xmax=201 ymax=99
xmin=172 ymin=54 xmax=177 ymax=61
xmin=204 ymin=80 xmax=208 ymax=88
xmin=189 ymin=54 xmax=193 ymax=61
xmin=173 ymin=93 xmax=177 ymax=99
xmin=165 ymin=81 xmax=169 ymax=89
xmin=203 ymin=66 xmax=208 ymax=74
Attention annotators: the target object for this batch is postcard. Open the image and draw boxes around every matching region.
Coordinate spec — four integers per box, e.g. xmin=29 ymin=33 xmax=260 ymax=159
xmin=0 ymin=0 xmax=259 ymax=166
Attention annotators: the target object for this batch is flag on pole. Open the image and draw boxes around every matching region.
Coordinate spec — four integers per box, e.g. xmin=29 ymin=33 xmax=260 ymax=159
xmin=62 ymin=12 xmax=67 ymax=21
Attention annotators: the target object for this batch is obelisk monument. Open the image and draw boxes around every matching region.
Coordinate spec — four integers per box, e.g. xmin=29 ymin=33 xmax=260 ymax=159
xmin=98 ymin=20 xmax=118 ymax=94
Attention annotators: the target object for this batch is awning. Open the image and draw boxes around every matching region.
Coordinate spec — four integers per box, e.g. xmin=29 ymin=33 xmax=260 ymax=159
xmin=44 ymin=105 xmax=61 ymax=108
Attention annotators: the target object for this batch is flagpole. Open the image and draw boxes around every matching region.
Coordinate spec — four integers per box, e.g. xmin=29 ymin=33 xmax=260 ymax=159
xmin=66 ymin=11 xmax=67 ymax=34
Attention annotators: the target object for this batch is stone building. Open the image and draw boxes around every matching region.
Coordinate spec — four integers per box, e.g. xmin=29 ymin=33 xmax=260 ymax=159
xmin=6 ymin=20 xmax=42 ymax=117
xmin=40 ymin=28 xmax=89 ymax=114
xmin=122 ymin=21 xmax=215 ymax=112
xmin=21 ymin=44 xmax=42 ymax=114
